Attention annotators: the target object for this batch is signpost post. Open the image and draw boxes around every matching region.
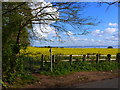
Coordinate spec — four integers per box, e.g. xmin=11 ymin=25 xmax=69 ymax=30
xmin=49 ymin=48 xmax=52 ymax=72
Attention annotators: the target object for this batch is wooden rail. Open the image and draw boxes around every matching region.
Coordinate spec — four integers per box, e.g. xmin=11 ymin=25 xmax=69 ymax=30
xmin=58 ymin=55 xmax=116 ymax=57
xmin=40 ymin=53 xmax=120 ymax=71
xmin=41 ymin=54 xmax=120 ymax=62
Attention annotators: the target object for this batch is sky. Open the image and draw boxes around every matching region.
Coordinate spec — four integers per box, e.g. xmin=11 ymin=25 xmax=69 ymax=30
xmin=30 ymin=2 xmax=118 ymax=47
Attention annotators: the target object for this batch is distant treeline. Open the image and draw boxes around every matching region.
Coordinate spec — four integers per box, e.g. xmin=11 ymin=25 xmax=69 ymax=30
xmin=34 ymin=46 xmax=64 ymax=48
xmin=31 ymin=46 xmax=114 ymax=48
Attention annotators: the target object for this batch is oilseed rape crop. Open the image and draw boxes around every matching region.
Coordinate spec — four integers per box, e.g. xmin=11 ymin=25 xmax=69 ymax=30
xmin=20 ymin=46 xmax=118 ymax=57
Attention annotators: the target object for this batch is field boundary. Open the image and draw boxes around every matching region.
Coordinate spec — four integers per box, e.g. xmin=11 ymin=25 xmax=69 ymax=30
xmin=39 ymin=53 xmax=120 ymax=65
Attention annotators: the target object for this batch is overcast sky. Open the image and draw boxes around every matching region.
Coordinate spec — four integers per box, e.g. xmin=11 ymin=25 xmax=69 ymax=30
xmin=30 ymin=2 xmax=118 ymax=47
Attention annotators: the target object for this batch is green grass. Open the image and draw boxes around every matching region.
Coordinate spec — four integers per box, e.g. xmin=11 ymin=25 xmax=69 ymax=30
xmin=4 ymin=73 xmax=40 ymax=88
xmin=18 ymin=54 xmax=119 ymax=76
xmin=39 ymin=61 xmax=119 ymax=76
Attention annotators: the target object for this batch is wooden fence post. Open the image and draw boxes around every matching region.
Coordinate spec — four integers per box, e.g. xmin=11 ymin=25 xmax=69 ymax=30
xmin=69 ymin=55 xmax=72 ymax=65
xmin=52 ymin=55 xmax=55 ymax=68
xmin=52 ymin=55 xmax=55 ymax=63
xmin=87 ymin=53 xmax=90 ymax=58
xmin=83 ymin=55 xmax=86 ymax=62
xmin=49 ymin=48 xmax=53 ymax=72
xmin=29 ymin=57 xmax=33 ymax=71
xmin=96 ymin=54 xmax=100 ymax=63
xmin=116 ymin=53 xmax=120 ymax=63
xmin=41 ymin=54 xmax=44 ymax=70
xmin=107 ymin=54 xmax=111 ymax=62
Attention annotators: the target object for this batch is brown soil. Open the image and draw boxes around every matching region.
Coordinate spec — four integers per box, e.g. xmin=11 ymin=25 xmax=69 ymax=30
xmin=23 ymin=70 xmax=119 ymax=88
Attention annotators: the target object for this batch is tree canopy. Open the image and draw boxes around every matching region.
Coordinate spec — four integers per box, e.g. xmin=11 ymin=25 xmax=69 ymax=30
xmin=2 ymin=2 xmax=99 ymax=83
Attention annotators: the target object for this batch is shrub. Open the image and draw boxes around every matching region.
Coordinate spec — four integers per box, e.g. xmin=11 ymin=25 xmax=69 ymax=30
xmin=107 ymin=46 xmax=113 ymax=48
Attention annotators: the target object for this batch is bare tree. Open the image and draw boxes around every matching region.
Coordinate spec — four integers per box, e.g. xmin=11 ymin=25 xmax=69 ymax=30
xmin=29 ymin=2 xmax=99 ymax=42
xmin=3 ymin=2 xmax=99 ymax=41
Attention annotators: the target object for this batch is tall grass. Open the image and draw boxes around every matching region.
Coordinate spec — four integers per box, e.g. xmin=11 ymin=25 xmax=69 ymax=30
xmin=40 ymin=61 xmax=119 ymax=76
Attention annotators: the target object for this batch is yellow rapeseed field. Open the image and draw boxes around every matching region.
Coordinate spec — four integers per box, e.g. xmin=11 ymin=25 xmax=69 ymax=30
xmin=20 ymin=46 xmax=118 ymax=57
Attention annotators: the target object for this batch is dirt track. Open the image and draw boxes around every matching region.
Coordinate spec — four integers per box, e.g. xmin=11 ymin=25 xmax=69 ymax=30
xmin=24 ymin=70 xmax=119 ymax=88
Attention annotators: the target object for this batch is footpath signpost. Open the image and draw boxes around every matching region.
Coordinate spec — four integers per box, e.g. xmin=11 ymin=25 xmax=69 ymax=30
xmin=49 ymin=48 xmax=52 ymax=72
